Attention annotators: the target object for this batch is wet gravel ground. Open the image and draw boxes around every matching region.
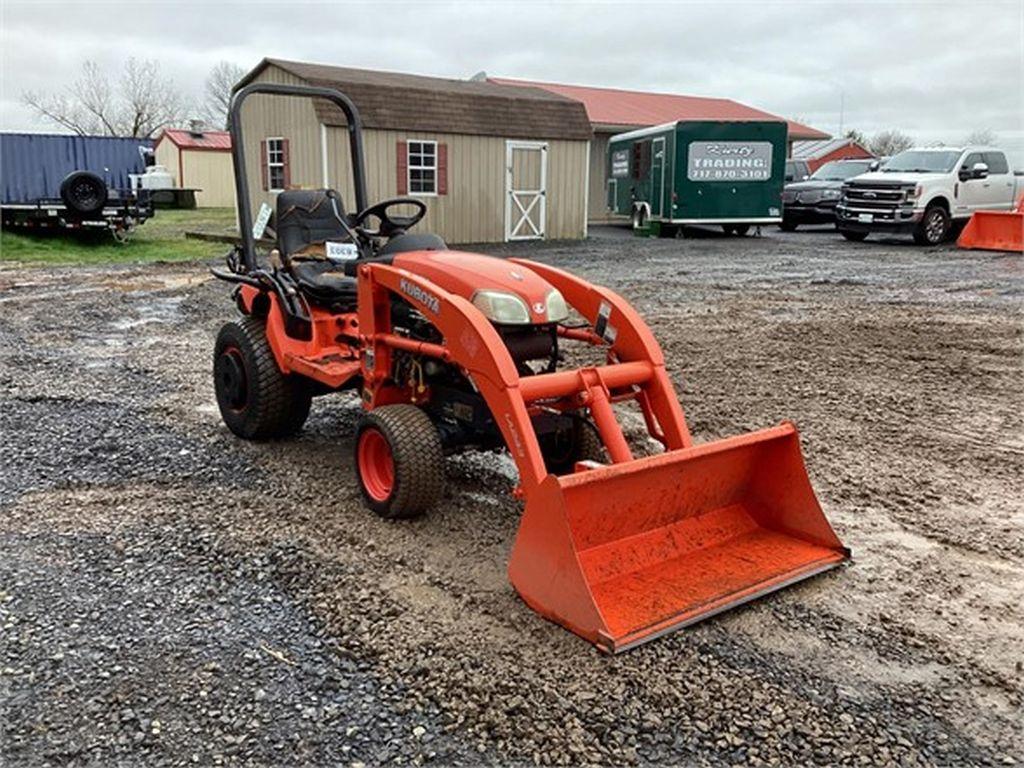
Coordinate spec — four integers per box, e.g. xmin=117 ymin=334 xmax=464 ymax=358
xmin=2 ymin=225 xmax=1022 ymax=766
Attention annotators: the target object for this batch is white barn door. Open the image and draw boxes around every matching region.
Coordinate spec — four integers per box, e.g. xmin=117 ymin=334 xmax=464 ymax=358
xmin=505 ymin=141 xmax=548 ymax=241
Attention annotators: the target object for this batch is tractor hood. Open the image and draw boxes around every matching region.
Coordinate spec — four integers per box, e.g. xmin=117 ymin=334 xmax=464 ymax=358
xmin=393 ymin=249 xmax=561 ymax=324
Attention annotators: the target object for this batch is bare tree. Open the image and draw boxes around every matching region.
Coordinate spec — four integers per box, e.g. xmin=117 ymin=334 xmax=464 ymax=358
xmin=203 ymin=61 xmax=246 ymax=129
xmin=844 ymin=128 xmax=868 ymax=146
xmin=964 ymin=128 xmax=996 ymax=145
xmin=869 ymin=129 xmax=914 ymax=157
xmin=22 ymin=58 xmax=184 ymax=138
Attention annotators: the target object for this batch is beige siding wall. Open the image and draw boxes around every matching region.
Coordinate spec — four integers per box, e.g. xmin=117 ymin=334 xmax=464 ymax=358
xmin=153 ymin=139 xmax=180 ymax=183
xmin=242 ymin=65 xmax=587 ymax=243
xmin=181 ymin=150 xmax=236 ymax=208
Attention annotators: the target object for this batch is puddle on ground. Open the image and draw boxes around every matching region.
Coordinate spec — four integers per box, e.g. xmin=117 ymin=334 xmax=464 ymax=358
xmin=110 ymin=296 xmax=184 ymax=331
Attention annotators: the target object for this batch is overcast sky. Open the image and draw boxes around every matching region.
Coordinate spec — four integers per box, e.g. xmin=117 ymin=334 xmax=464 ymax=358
xmin=2 ymin=1 xmax=1022 ymax=159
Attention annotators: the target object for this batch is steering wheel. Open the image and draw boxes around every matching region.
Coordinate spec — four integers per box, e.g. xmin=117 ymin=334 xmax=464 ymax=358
xmin=352 ymin=197 xmax=426 ymax=238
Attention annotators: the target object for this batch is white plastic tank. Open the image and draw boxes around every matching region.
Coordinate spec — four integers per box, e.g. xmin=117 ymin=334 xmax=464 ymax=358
xmin=138 ymin=165 xmax=174 ymax=190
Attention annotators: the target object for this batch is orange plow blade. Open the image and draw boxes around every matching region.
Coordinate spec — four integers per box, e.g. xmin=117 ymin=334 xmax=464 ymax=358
xmin=958 ymin=200 xmax=1024 ymax=253
xmin=508 ymin=423 xmax=849 ymax=653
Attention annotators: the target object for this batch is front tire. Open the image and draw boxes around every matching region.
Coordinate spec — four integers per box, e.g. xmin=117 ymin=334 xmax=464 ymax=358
xmin=779 ymin=220 xmax=798 ymax=232
xmin=214 ymin=318 xmax=311 ymax=439
xmin=840 ymin=228 xmax=869 ymax=242
xmin=355 ymin=405 xmax=444 ymax=519
xmin=913 ymin=204 xmax=951 ymax=245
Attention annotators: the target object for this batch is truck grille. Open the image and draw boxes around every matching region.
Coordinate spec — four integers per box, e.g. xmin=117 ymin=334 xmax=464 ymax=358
xmin=843 ymin=184 xmax=905 ymax=210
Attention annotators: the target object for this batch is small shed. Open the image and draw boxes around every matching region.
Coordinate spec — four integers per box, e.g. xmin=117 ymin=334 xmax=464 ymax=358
xmin=791 ymin=138 xmax=874 ymax=174
xmin=154 ymin=127 xmax=235 ymax=207
xmin=233 ymin=59 xmax=593 ymax=243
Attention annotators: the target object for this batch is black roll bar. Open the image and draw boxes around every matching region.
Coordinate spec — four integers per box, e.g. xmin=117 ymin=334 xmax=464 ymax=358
xmin=228 ymin=83 xmax=368 ymax=272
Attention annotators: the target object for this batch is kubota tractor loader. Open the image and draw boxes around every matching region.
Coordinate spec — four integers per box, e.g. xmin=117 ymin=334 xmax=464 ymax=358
xmin=212 ymin=83 xmax=849 ymax=653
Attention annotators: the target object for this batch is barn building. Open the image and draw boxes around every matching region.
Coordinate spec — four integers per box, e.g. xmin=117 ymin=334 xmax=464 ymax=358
xmin=488 ymin=78 xmax=830 ymax=223
xmin=153 ymin=127 xmax=235 ymax=208
xmin=790 ymin=137 xmax=875 ymax=174
xmin=233 ymin=59 xmax=593 ymax=243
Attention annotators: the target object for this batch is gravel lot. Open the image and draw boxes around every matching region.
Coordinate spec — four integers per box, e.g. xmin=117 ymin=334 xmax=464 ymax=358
xmin=2 ymin=225 xmax=1021 ymax=766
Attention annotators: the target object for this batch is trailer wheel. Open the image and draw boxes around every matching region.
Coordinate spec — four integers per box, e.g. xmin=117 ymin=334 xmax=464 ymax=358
xmin=59 ymin=171 xmax=107 ymax=217
xmin=214 ymin=318 xmax=312 ymax=439
xmin=355 ymin=405 xmax=444 ymax=519
xmin=631 ymin=205 xmax=648 ymax=230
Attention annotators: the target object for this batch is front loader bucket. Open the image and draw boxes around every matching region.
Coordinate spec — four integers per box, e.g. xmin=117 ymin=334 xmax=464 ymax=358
xmin=509 ymin=423 xmax=848 ymax=653
xmin=957 ymin=209 xmax=1024 ymax=253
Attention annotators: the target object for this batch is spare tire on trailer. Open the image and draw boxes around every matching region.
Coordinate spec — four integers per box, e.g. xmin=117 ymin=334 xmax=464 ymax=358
xmin=59 ymin=171 xmax=108 ymax=217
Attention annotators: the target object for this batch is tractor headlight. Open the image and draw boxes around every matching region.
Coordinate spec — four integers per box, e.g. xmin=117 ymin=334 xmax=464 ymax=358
xmin=472 ymin=290 xmax=531 ymax=325
xmin=546 ymin=289 xmax=570 ymax=323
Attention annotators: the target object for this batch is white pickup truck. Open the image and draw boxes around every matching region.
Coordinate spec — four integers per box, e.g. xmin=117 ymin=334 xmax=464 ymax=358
xmin=836 ymin=146 xmax=1022 ymax=245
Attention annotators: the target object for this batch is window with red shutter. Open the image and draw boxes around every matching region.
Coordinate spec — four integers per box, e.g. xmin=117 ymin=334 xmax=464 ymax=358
xmin=265 ymin=137 xmax=286 ymax=191
xmin=406 ymin=140 xmax=438 ymax=195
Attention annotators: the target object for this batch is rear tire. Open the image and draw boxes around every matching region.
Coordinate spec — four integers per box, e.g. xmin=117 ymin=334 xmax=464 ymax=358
xmin=355 ymin=405 xmax=444 ymax=519
xmin=913 ymin=204 xmax=951 ymax=245
xmin=840 ymin=229 xmax=869 ymax=242
xmin=214 ymin=318 xmax=312 ymax=439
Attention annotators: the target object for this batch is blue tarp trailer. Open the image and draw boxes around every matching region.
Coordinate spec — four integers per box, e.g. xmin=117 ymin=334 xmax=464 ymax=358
xmin=1 ymin=132 xmax=154 ymax=239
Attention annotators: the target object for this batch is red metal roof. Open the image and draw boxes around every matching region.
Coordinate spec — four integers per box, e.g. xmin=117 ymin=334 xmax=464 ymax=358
xmin=489 ymin=78 xmax=830 ymax=141
xmin=157 ymin=129 xmax=232 ymax=151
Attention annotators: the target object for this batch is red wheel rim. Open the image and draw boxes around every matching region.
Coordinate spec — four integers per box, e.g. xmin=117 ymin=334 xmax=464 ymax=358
xmin=358 ymin=428 xmax=394 ymax=502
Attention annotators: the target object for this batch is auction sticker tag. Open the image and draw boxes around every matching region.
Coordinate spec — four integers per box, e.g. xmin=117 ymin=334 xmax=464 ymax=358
xmin=252 ymin=203 xmax=272 ymax=239
xmin=326 ymin=241 xmax=359 ymax=262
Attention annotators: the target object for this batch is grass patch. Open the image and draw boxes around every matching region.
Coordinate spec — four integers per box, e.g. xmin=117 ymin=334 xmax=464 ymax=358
xmin=0 ymin=208 xmax=239 ymax=266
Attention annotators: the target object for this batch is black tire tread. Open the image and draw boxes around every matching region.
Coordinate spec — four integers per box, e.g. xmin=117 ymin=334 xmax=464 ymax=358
xmin=214 ymin=317 xmax=311 ymax=439
xmin=356 ymin=405 xmax=444 ymax=519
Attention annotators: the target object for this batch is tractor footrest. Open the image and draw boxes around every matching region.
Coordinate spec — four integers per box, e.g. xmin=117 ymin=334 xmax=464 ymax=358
xmin=286 ymin=352 xmax=361 ymax=388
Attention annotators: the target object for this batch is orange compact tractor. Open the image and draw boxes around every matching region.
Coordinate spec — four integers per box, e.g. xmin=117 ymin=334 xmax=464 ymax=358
xmin=213 ymin=84 xmax=849 ymax=653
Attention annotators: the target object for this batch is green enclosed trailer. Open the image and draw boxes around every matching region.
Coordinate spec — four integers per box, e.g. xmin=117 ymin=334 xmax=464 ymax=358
xmin=607 ymin=120 xmax=788 ymax=233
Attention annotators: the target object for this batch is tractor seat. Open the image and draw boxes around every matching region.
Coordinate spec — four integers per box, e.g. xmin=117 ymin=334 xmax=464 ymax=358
xmin=277 ymin=188 xmax=358 ymax=310
xmin=290 ymin=259 xmax=359 ymax=309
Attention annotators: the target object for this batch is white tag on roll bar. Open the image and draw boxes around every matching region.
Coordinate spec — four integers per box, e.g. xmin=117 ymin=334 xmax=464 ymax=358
xmin=252 ymin=202 xmax=272 ymax=239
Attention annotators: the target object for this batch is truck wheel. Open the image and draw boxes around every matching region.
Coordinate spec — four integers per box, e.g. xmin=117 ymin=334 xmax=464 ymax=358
xmin=214 ymin=318 xmax=311 ymax=439
xmin=60 ymin=171 xmax=107 ymax=217
xmin=840 ymin=229 xmax=869 ymax=242
xmin=731 ymin=224 xmax=751 ymax=237
xmin=779 ymin=220 xmax=798 ymax=232
xmin=355 ymin=405 xmax=444 ymax=519
xmin=913 ymin=204 xmax=951 ymax=245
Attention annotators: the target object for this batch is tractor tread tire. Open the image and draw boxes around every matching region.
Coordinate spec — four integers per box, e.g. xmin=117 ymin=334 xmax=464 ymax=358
xmin=356 ymin=405 xmax=444 ymax=519
xmin=214 ymin=318 xmax=311 ymax=440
